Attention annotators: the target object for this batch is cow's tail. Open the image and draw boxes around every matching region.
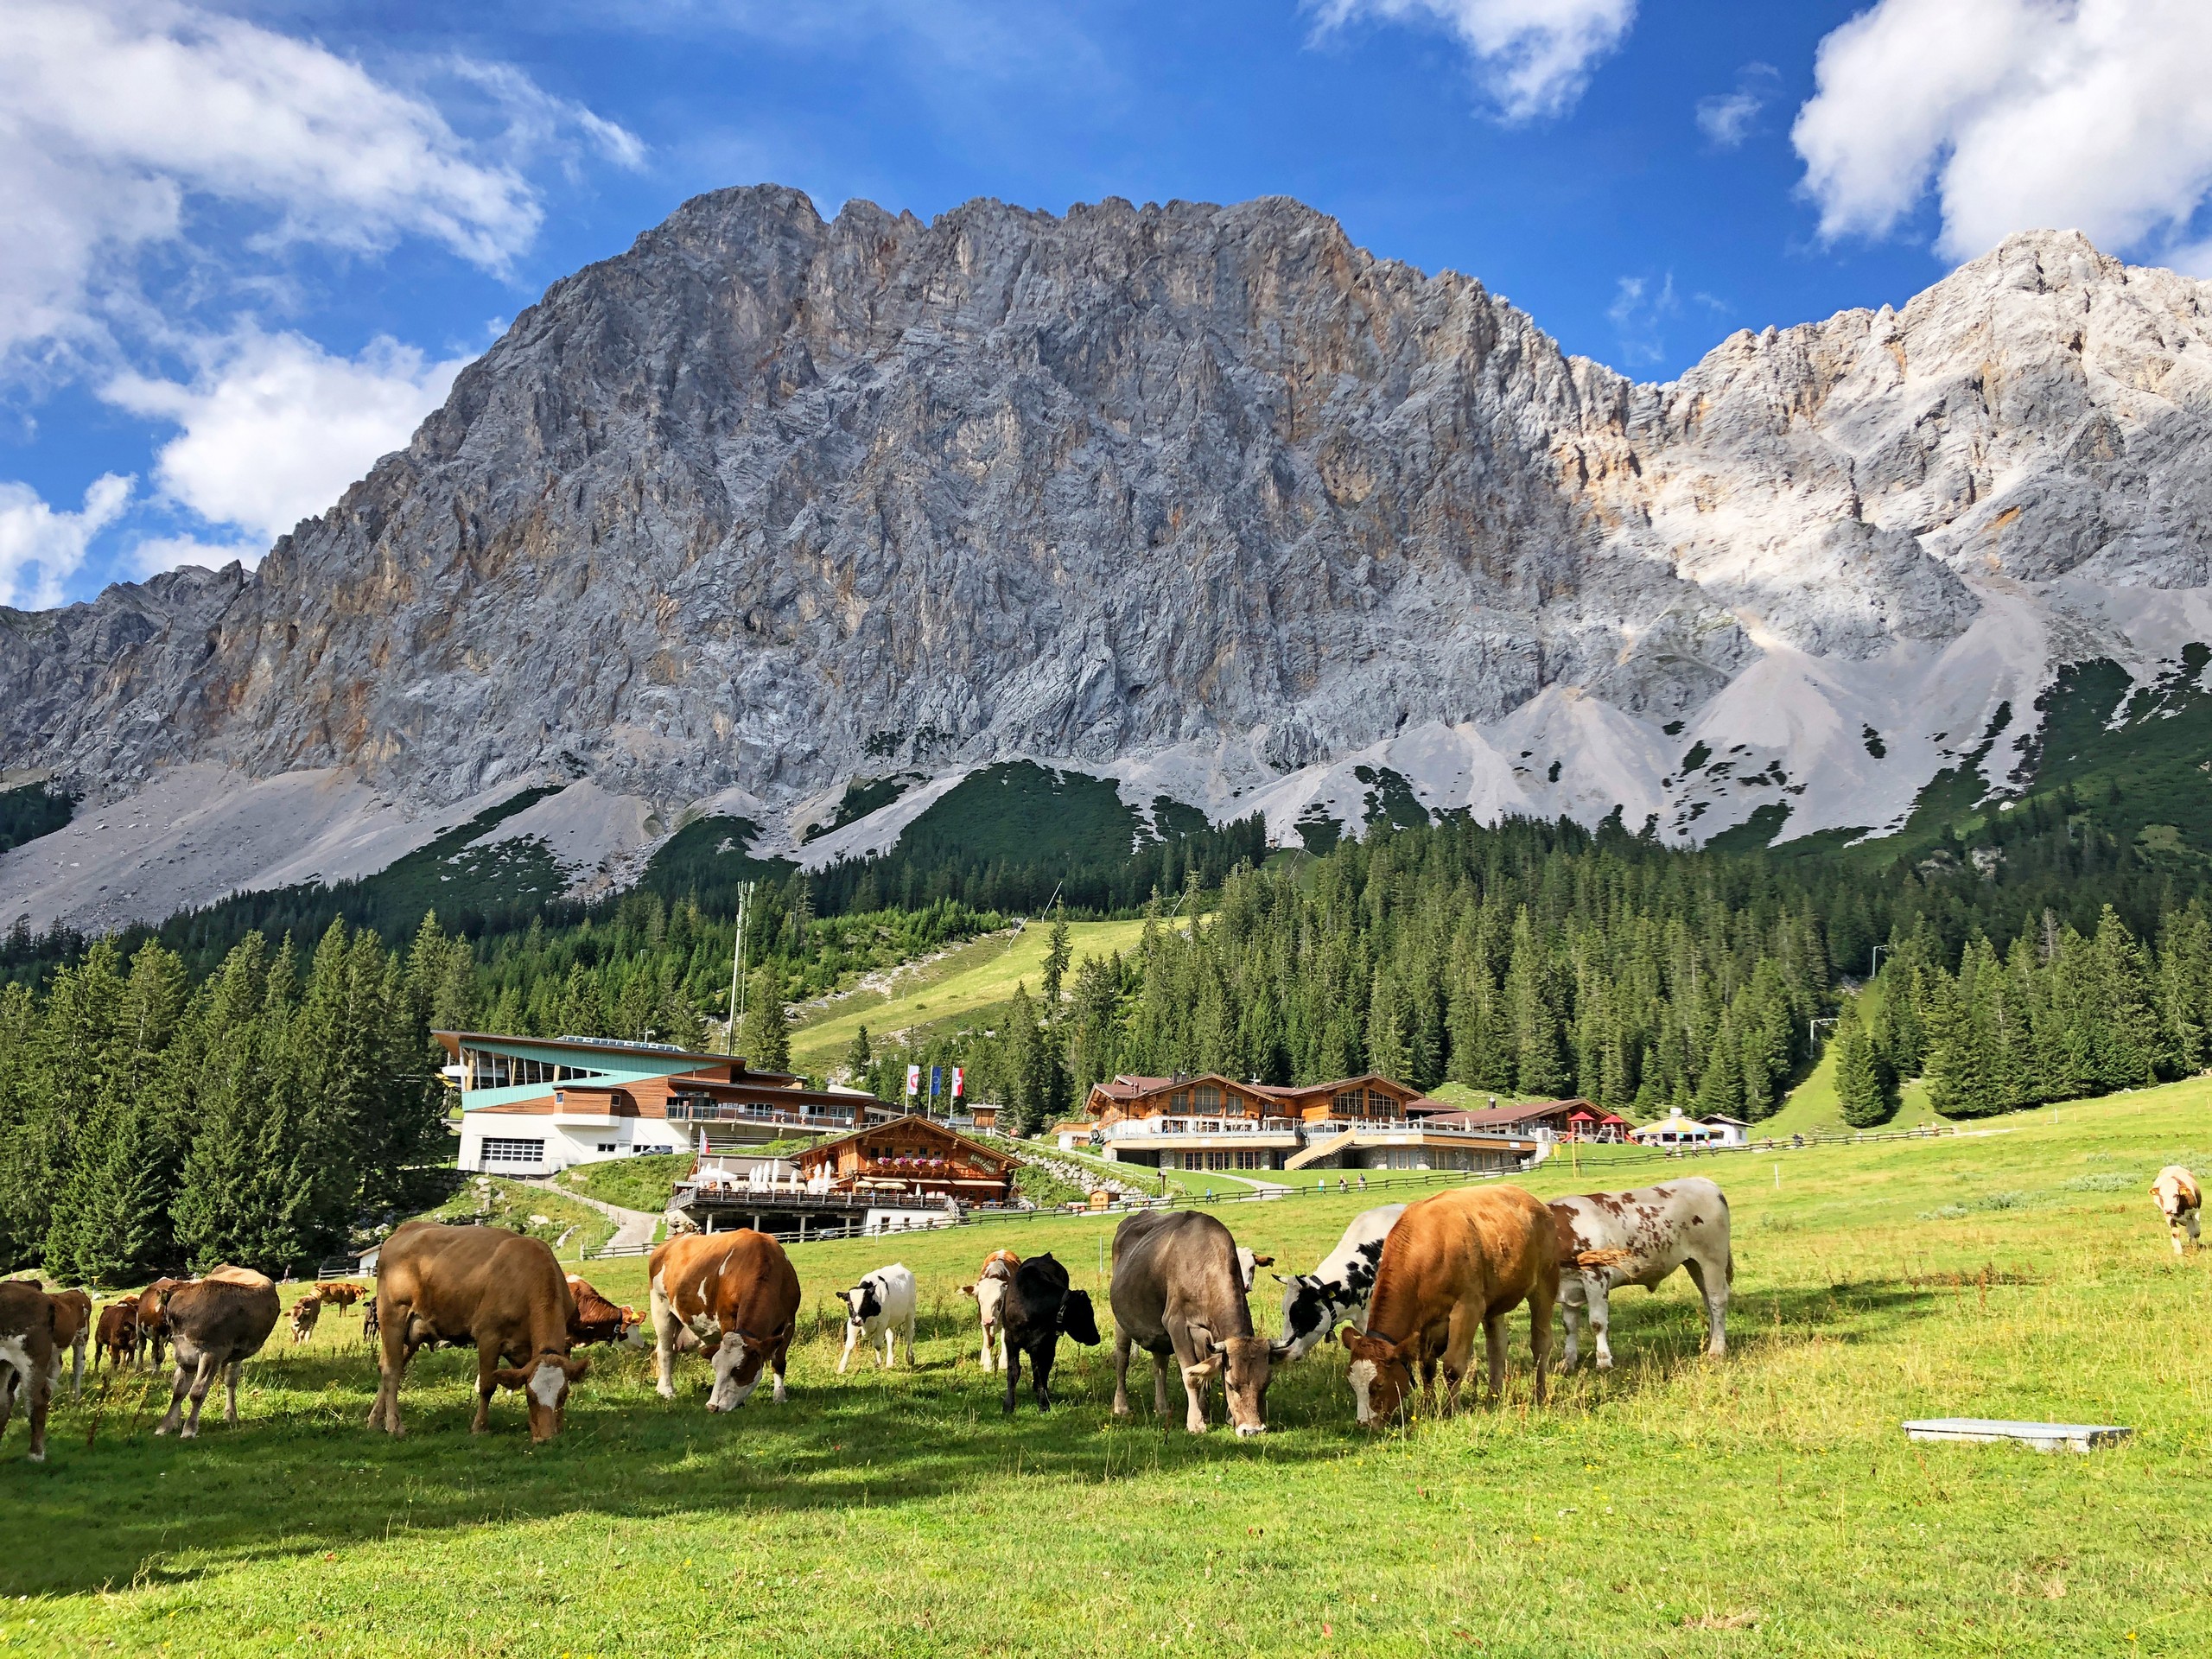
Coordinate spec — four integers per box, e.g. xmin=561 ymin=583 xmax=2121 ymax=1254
xmin=1726 ymin=1249 xmax=1735 ymax=1286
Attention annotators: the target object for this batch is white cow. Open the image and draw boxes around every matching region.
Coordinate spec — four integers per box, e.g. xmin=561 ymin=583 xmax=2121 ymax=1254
xmin=959 ymin=1251 xmax=1020 ymax=1371
xmin=1272 ymin=1204 xmax=1406 ymax=1363
xmin=1549 ymin=1178 xmax=1732 ymax=1370
xmin=1234 ymin=1247 xmax=1275 ymax=1296
xmin=2152 ymin=1166 xmax=2202 ymax=1255
xmin=838 ymin=1263 xmax=918 ymax=1371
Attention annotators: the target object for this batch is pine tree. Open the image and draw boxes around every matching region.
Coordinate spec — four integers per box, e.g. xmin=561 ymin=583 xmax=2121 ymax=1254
xmin=845 ymin=1024 xmax=874 ymax=1084
xmin=1366 ymin=967 xmax=1412 ymax=1083
xmin=1834 ymin=996 xmax=1893 ymax=1128
xmin=738 ymin=965 xmax=791 ymax=1073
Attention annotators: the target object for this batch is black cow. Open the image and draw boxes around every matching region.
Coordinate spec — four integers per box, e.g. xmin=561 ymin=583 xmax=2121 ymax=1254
xmin=1000 ymin=1254 xmax=1099 ymax=1414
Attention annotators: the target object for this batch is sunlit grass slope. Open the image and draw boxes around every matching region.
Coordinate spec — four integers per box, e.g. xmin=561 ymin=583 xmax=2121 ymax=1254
xmin=9 ymin=1084 xmax=2211 ymax=1656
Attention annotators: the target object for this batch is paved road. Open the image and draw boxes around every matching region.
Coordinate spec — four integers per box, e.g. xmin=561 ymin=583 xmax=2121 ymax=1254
xmin=519 ymin=1179 xmax=658 ymax=1255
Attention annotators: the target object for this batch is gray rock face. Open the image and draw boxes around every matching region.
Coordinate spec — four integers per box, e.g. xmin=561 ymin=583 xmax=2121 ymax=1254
xmin=3 ymin=196 xmax=2209 ymax=872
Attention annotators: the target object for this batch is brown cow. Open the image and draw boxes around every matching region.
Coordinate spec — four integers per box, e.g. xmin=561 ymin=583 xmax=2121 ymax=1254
xmin=649 ymin=1230 xmax=800 ymax=1411
xmin=367 ymin=1221 xmax=588 ymax=1442
xmin=2152 ymin=1166 xmax=2202 ymax=1255
xmin=44 ymin=1289 xmax=91 ymax=1400
xmin=135 ymin=1277 xmax=187 ymax=1368
xmin=289 ymin=1294 xmax=322 ymax=1344
xmin=94 ymin=1300 xmax=141 ymax=1373
xmin=1339 ymin=1184 xmax=1560 ymax=1427
xmin=0 ymin=1281 xmax=57 ymax=1462
xmin=565 ymin=1275 xmax=638 ymax=1347
xmin=154 ymin=1266 xmax=283 ymax=1439
xmin=317 ymin=1282 xmax=365 ymax=1310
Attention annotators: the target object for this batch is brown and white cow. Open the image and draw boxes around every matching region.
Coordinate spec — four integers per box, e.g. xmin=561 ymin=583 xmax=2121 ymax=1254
xmin=1548 ymin=1178 xmax=1732 ymax=1370
xmin=2152 ymin=1166 xmax=2202 ymax=1255
xmin=959 ymin=1249 xmax=1020 ymax=1372
xmin=566 ymin=1274 xmax=640 ymax=1346
xmin=289 ymin=1294 xmax=322 ymax=1344
xmin=0 ymin=1280 xmax=57 ymax=1462
xmin=368 ymin=1221 xmax=588 ymax=1442
xmin=153 ymin=1266 xmax=283 ymax=1439
xmin=1339 ymin=1184 xmax=1559 ymax=1426
xmin=648 ymin=1230 xmax=800 ymax=1411
xmin=94 ymin=1300 xmax=141 ymax=1374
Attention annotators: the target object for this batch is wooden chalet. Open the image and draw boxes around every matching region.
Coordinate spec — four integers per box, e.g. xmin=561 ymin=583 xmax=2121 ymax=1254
xmin=796 ymin=1115 xmax=1020 ymax=1205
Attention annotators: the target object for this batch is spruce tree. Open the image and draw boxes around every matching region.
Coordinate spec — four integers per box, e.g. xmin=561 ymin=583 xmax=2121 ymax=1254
xmin=738 ymin=965 xmax=791 ymax=1072
xmin=1834 ymin=996 xmax=1893 ymax=1128
xmin=845 ymin=1024 xmax=874 ymax=1084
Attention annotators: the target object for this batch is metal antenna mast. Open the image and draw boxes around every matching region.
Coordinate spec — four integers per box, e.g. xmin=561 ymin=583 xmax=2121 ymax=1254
xmin=725 ymin=880 xmax=755 ymax=1056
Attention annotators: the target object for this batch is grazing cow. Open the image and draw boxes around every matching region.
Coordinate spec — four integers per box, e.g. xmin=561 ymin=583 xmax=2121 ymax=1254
xmin=1548 ymin=1179 xmax=1733 ymax=1370
xmin=959 ymin=1250 xmax=1020 ymax=1372
xmin=838 ymin=1263 xmax=918 ymax=1372
xmin=1234 ymin=1249 xmax=1275 ymax=1295
xmin=1339 ymin=1185 xmax=1559 ymax=1427
xmin=289 ymin=1294 xmax=322 ymax=1344
xmin=154 ymin=1266 xmax=283 ymax=1439
xmin=1111 ymin=1211 xmax=1282 ymax=1437
xmin=0 ymin=1281 xmax=57 ymax=1462
xmin=648 ymin=1230 xmax=801 ymax=1411
xmin=362 ymin=1297 xmax=379 ymax=1344
xmin=135 ymin=1278 xmax=186 ymax=1368
xmin=1000 ymin=1253 xmax=1100 ymax=1414
xmin=48 ymin=1289 xmax=91 ymax=1400
xmin=316 ymin=1282 xmax=365 ymax=1311
xmin=565 ymin=1275 xmax=639 ymax=1346
xmin=2152 ymin=1166 xmax=2202 ymax=1256
xmin=95 ymin=1300 xmax=141 ymax=1374
xmin=367 ymin=1223 xmax=588 ymax=1442
xmin=1274 ymin=1205 xmax=1407 ymax=1363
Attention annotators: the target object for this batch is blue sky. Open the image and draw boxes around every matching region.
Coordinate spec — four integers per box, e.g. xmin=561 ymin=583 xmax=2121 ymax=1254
xmin=5 ymin=0 xmax=2210 ymax=609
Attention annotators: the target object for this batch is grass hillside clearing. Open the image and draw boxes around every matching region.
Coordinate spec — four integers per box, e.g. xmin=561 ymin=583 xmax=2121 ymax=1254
xmin=788 ymin=915 xmax=1179 ymax=1075
xmin=10 ymin=1084 xmax=2212 ymax=1655
xmin=557 ymin=1152 xmax=694 ymax=1216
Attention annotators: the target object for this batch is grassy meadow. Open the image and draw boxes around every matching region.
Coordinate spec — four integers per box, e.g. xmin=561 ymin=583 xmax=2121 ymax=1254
xmin=7 ymin=1084 xmax=2212 ymax=1656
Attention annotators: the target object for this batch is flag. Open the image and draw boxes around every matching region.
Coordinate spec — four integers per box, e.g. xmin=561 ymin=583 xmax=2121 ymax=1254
xmin=951 ymin=1066 xmax=964 ymax=1100
xmin=905 ymin=1064 xmax=920 ymax=1097
xmin=930 ymin=1065 xmax=942 ymax=1099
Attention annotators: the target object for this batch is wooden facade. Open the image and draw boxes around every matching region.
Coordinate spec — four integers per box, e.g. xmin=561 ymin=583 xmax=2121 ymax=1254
xmin=796 ymin=1115 xmax=1020 ymax=1204
xmin=1082 ymin=1071 xmax=1430 ymax=1125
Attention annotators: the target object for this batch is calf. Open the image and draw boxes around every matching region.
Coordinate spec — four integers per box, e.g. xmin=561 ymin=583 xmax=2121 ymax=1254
xmin=2152 ymin=1166 xmax=2202 ymax=1255
xmin=94 ymin=1300 xmax=141 ymax=1374
xmin=1111 ymin=1211 xmax=1281 ymax=1437
xmin=0 ymin=1281 xmax=56 ymax=1462
xmin=154 ymin=1266 xmax=283 ymax=1439
xmin=838 ymin=1263 xmax=918 ymax=1372
xmin=317 ymin=1282 xmax=365 ymax=1311
xmin=1548 ymin=1178 xmax=1732 ymax=1370
xmin=959 ymin=1250 xmax=1020 ymax=1372
xmin=648 ymin=1230 xmax=801 ymax=1411
xmin=1000 ymin=1253 xmax=1099 ymax=1414
xmin=135 ymin=1277 xmax=186 ymax=1368
xmin=289 ymin=1294 xmax=322 ymax=1344
xmin=1340 ymin=1185 xmax=1559 ymax=1426
xmin=368 ymin=1223 xmax=588 ymax=1442
xmin=48 ymin=1289 xmax=91 ymax=1400
xmin=565 ymin=1275 xmax=639 ymax=1346
xmin=1274 ymin=1204 xmax=1406 ymax=1363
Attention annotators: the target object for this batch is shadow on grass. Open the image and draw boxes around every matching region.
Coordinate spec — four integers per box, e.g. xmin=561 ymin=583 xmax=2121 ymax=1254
xmin=3 ymin=1278 xmax=1947 ymax=1598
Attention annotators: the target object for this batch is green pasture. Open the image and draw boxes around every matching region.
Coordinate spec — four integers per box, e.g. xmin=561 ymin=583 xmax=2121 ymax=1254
xmin=788 ymin=916 xmax=1177 ymax=1073
xmin=7 ymin=1084 xmax=2212 ymax=1656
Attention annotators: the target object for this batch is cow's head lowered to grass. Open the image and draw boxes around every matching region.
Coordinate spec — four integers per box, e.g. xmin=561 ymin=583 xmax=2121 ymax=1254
xmin=1214 ymin=1333 xmax=1283 ymax=1438
xmin=493 ymin=1352 xmax=590 ymax=1442
xmin=1339 ymin=1327 xmax=1414 ymax=1427
xmin=708 ymin=1323 xmax=791 ymax=1411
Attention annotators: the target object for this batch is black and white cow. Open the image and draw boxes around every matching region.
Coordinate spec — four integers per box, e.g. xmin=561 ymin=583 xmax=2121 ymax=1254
xmin=1273 ymin=1204 xmax=1406 ymax=1363
xmin=1548 ymin=1178 xmax=1732 ymax=1370
xmin=837 ymin=1263 xmax=917 ymax=1371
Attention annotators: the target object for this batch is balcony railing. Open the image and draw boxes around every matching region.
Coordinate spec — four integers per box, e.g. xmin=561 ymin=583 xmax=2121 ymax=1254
xmin=1306 ymin=1117 xmax=1531 ymax=1141
xmin=1098 ymin=1116 xmax=1300 ymax=1139
xmin=666 ymin=1098 xmax=859 ymax=1129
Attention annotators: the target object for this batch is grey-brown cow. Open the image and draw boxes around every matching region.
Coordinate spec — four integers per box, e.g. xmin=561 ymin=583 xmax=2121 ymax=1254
xmin=153 ymin=1266 xmax=283 ymax=1438
xmin=1109 ymin=1210 xmax=1284 ymax=1437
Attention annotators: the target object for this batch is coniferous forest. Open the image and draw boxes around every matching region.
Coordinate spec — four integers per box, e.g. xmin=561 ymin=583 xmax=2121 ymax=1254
xmin=6 ymin=795 xmax=2212 ymax=1280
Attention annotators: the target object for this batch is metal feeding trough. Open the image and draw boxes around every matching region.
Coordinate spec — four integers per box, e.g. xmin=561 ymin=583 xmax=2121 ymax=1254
xmin=1903 ymin=1418 xmax=2133 ymax=1454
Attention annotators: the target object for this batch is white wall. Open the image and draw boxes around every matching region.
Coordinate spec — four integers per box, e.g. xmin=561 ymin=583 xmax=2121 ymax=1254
xmin=457 ymin=1116 xmax=686 ymax=1174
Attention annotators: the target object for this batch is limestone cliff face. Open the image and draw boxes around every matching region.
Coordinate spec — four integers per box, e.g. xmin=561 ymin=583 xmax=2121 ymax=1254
xmin=4 ymin=193 xmax=2210 ymax=915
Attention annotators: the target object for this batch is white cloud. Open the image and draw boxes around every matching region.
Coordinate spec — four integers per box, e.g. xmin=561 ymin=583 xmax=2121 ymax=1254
xmin=1696 ymin=62 xmax=1779 ymax=149
xmin=1606 ymin=272 xmax=1677 ymax=368
xmin=0 ymin=474 xmax=131 ymax=608
xmin=1306 ymin=0 xmax=1637 ymax=121
xmin=1794 ymin=0 xmax=2212 ymax=263
xmin=105 ymin=328 xmax=473 ymax=548
xmin=0 ymin=0 xmax=640 ymax=360
xmin=124 ymin=532 xmax=263 ymax=579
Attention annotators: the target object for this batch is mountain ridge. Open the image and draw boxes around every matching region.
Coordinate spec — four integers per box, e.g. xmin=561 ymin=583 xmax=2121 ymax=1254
xmin=4 ymin=188 xmax=2210 ymax=934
